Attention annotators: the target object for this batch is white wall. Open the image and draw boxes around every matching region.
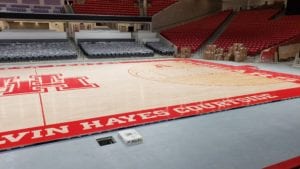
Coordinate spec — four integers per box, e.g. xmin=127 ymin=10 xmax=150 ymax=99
xmin=0 ymin=21 xmax=9 ymax=31
xmin=132 ymin=31 xmax=158 ymax=43
xmin=133 ymin=31 xmax=157 ymax=39
xmin=49 ymin=22 xmax=65 ymax=32
xmin=0 ymin=31 xmax=67 ymax=39
xmin=75 ymin=31 xmax=132 ymax=43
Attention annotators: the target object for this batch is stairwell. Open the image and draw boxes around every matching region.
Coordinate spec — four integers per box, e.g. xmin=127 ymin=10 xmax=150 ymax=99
xmin=193 ymin=11 xmax=236 ymax=58
xmin=150 ymin=1 xmax=179 ymax=18
xmin=64 ymin=4 xmax=74 ymax=14
xmin=68 ymin=38 xmax=85 ymax=60
xmin=270 ymin=8 xmax=286 ymax=20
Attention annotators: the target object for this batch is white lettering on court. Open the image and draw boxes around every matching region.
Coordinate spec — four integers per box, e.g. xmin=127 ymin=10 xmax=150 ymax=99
xmin=118 ymin=115 xmax=137 ymax=122
xmin=2 ymin=132 xmax=30 ymax=143
xmin=106 ymin=118 xmax=126 ymax=126
xmin=45 ymin=125 xmax=69 ymax=137
xmin=80 ymin=120 xmax=104 ymax=130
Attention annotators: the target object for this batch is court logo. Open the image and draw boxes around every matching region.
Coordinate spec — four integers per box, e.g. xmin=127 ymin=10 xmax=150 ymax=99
xmin=128 ymin=62 xmax=283 ymax=86
xmin=0 ymin=74 xmax=99 ymax=96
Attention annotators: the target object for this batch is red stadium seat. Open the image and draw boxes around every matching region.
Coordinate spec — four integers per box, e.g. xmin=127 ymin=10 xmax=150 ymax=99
xmin=214 ymin=9 xmax=300 ymax=55
xmin=72 ymin=0 xmax=177 ymax=16
xmin=161 ymin=11 xmax=232 ymax=53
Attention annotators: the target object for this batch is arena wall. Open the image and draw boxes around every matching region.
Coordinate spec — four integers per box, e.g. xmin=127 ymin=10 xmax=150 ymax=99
xmin=222 ymin=0 xmax=287 ymax=10
xmin=278 ymin=43 xmax=300 ymax=60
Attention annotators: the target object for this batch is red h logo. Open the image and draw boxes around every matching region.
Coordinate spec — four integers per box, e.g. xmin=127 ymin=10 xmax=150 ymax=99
xmin=0 ymin=74 xmax=99 ymax=96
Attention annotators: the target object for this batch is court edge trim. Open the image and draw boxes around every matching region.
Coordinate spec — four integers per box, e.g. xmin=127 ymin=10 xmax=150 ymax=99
xmin=0 ymin=87 xmax=300 ymax=151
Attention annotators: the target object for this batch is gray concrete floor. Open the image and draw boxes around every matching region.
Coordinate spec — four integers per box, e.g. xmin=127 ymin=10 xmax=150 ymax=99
xmin=0 ymin=59 xmax=299 ymax=169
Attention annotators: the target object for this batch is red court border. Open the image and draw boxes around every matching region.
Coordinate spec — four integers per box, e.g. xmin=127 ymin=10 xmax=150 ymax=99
xmin=263 ymin=156 xmax=300 ymax=169
xmin=0 ymin=59 xmax=300 ymax=151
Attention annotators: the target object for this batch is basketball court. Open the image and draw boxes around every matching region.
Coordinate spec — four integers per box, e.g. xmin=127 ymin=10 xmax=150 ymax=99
xmin=1 ymin=58 xmax=300 ymax=150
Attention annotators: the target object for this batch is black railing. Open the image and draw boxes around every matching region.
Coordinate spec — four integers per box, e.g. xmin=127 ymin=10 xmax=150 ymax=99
xmin=0 ymin=12 xmax=152 ymax=22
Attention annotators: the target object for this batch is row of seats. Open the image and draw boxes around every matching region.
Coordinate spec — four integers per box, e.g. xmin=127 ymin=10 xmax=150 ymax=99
xmin=145 ymin=42 xmax=175 ymax=55
xmin=72 ymin=0 xmax=177 ymax=16
xmin=22 ymin=0 xmax=39 ymax=4
xmin=214 ymin=9 xmax=300 ymax=55
xmin=44 ymin=0 xmax=62 ymax=5
xmin=0 ymin=41 xmax=77 ymax=62
xmin=0 ymin=0 xmax=61 ymax=5
xmin=0 ymin=5 xmax=64 ymax=13
xmin=79 ymin=41 xmax=154 ymax=58
xmin=147 ymin=0 xmax=178 ymax=16
xmin=73 ymin=0 xmax=139 ymax=16
xmin=161 ymin=10 xmax=232 ymax=53
xmin=0 ymin=39 xmax=176 ymax=62
xmin=0 ymin=0 xmax=17 ymax=3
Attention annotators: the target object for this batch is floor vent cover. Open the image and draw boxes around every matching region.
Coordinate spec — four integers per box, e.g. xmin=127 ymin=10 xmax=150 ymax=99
xmin=96 ymin=136 xmax=116 ymax=146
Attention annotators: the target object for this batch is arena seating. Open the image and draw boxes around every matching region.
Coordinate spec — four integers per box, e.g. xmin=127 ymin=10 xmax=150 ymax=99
xmin=145 ymin=41 xmax=175 ymax=55
xmin=22 ymin=0 xmax=39 ymax=4
xmin=147 ymin=0 xmax=178 ymax=16
xmin=0 ymin=0 xmax=17 ymax=3
xmin=79 ymin=40 xmax=154 ymax=58
xmin=73 ymin=0 xmax=139 ymax=16
xmin=214 ymin=9 xmax=300 ymax=55
xmin=0 ymin=40 xmax=77 ymax=62
xmin=73 ymin=0 xmax=177 ymax=16
xmin=0 ymin=0 xmax=65 ymax=13
xmin=44 ymin=0 xmax=62 ymax=5
xmin=161 ymin=10 xmax=232 ymax=53
xmin=0 ymin=6 xmax=65 ymax=13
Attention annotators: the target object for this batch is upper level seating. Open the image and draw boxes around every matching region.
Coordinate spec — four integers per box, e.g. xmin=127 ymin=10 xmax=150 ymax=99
xmin=231 ymin=9 xmax=279 ymax=23
xmin=44 ymin=0 xmax=62 ymax=5
xmin=0 ymin=0 xmax=17 ymax=3
xmin=22 ymin=0 xmax=39 ymax=4
xmin=147 ymin=0 xmax=177 ymax=16
xmin=161 ymin=11 xmax=232 ymax=52
xmin=72 ymin=0 xmax=177 ymax=16
xmin=73 ymin=0 xmax=139 ymax=16
xmin=214 ymin=9 xmax=300 ymax=55
xmin=0 ymin=0 xmax=64 ymax=13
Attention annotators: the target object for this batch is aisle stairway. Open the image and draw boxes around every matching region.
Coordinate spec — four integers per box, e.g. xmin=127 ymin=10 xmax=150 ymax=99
xmin=194 ymin=12 xmax=236 ymax=58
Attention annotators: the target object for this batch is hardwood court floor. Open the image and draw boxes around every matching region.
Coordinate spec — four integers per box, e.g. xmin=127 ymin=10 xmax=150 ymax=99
xmin=0 ymin=58 xmax=300 ymax=150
